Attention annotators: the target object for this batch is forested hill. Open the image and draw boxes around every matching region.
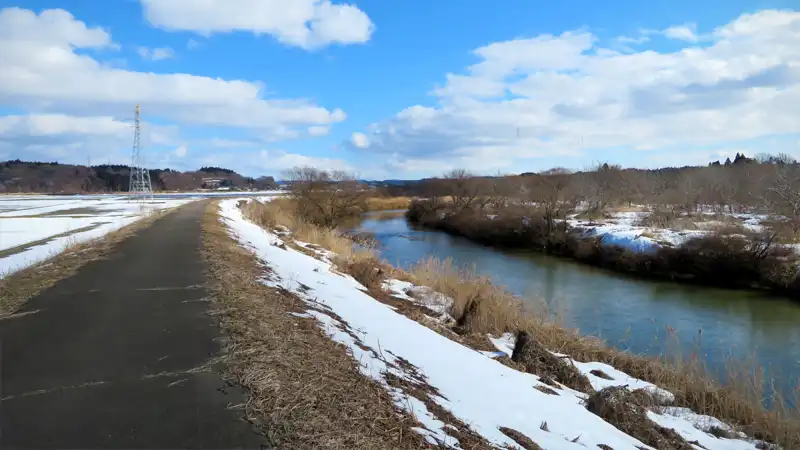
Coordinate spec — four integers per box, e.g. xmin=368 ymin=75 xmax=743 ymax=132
xmin=0 ymin=160 xmax=277 ymax=193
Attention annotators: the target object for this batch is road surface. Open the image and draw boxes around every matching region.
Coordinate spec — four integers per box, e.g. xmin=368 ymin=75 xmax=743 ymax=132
xmin=0 ymin=201 xmax=266 ymax=449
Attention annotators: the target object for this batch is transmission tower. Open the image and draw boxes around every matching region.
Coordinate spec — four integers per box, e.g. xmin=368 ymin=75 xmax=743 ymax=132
xmin=129 ymin=104 xmax=153 ymax=200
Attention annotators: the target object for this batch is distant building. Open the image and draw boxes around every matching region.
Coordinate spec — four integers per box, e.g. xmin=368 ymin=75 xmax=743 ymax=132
xmin=202 ymin=177 xmax=223 ymax=189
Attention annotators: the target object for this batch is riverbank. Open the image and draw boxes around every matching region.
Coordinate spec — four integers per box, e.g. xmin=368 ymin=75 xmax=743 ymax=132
xmin=406 ymin=201 xmax=800 ymax=299
xmin=236 ymin=197 xmax=799 ymax=449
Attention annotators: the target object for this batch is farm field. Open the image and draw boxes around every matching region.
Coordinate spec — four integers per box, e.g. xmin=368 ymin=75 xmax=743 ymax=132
xmin=0 ymin=195 xmax=196 ymax=277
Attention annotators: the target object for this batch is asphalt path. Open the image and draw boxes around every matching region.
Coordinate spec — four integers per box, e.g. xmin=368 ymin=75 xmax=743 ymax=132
xmin=0 ymin=201 xmax=266 ymax=449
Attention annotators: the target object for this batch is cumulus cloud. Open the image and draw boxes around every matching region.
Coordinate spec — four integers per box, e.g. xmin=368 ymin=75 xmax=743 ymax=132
xmin=137 ymin=46 xmax=175 ymax=61
xmin=139 ymin=0 xmax=374 ymax=49
xmin=350 ymin=132 xmax=369 ymax=148
xmin=0 ymin=114 xmax=177 ymax=164
xmin=352 ymin=10 xmax=800 ymax=175
xmin=0 ymin=7 xmax=346 ymax=133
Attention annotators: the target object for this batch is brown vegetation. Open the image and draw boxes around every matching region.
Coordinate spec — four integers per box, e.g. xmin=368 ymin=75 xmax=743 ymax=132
xmin=365 ymin=196 xmax=412 ymax=211
xmin=585 ymin=387 xmax=694 ymax=450
xmin=406 ymin=196 xmax=800 ymax=296
xmin=202 ymin=201 xmax=432 ymax=450
xmin=241 ymin=197 xmax=800 ymax=449
xmin=282 ymin=167 xmax=370 ymax=228
xmin=511 ymin=330 xmax=592 ymax=393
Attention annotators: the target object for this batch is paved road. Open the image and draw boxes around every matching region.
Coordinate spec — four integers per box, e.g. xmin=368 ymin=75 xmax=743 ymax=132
xmin=0 ymin=201 xmax=266 ymax=449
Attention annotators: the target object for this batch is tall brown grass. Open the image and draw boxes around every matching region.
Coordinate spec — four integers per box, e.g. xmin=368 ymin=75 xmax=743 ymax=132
xmin=365 ymin=196 xmax=412 ymax=211
xmin=240 ymin=198 xmax=800 ymax=448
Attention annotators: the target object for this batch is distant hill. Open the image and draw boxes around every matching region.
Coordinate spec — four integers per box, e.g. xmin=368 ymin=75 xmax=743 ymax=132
xmin=0 ymin=160 xmax=277 ymax=194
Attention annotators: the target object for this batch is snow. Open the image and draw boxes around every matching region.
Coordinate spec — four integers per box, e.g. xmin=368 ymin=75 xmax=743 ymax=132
xmin=566 ymin=209 xmax=767 ymax=253
xmin=220 ymin=198 xmax=769 ymax=450
xmin=486 ymin=333 xmax=676 ymax=404
xmin=382 ymin=278 xmax=454 ymax=319
xmin=648 ymin=409 xmax=759 ymax=450
xmin=0 ymin=196 xmax=195 ymax=277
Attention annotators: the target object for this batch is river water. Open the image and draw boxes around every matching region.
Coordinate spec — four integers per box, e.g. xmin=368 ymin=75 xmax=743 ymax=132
xmin=355 ymin=211 xmax=800 ymax=400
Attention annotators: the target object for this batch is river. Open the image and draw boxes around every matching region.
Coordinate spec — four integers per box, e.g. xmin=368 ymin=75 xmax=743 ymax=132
xmin=355 ymin=211 xmax=800 ymax=402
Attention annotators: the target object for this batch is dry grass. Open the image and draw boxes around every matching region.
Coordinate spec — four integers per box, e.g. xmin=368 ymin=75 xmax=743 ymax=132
xmin=367 ymin=210 xmax=408 ymax=220
xmin=585 ymin=387 xmax=694 ymax=450
xmin=365 ymin=196 xmax=412 ymax=211
xmin=242 ymin=198 xmax=361 ymax=258
xmin=240 ymin=199 xmax=800 ymax=449
xmin=0 ymin=208 xmax=173 ymax=316
xmin=202 ymin=201 xmax=430 ymax=450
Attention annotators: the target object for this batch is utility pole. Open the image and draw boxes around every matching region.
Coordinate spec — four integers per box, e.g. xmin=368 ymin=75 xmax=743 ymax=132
xmin=128 ymin=104 xmax=153 ymax=201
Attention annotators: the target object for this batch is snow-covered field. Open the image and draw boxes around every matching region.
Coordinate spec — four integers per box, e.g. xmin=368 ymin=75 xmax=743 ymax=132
xmin=220 ymin=198 xmax=768 ymax=450
xmin=568 ymin=210 xmax=771 ymax=253
xmin=0 ymin=195 xmax=196 ymax=277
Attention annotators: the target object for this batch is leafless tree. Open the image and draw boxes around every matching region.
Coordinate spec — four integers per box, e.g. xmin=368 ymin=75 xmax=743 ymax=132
xmin=582 ymin=163 xmax=622 ymax=213
xmin=524 ymin=174 xmax=579 ymax=233
xmin=443 ymin=169 xmax=484 ymax=210
xmin=762 ymin=164 xmax=800 ymax=236
xmin=283 ymin=166 xmax=368 ymax=228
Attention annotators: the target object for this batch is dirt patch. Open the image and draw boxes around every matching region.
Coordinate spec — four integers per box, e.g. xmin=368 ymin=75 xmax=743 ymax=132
xmin=202 ymin=201 xmax=432 ymax=450
xmin=0 ymin=209 xmax=173 ymax=316
xmin=585 ymin=387 xmax=693 ymax=450
xmin=511 ymin=330 xmax=593 ymax=393
xmin=498 ymin=426 xmax=543 ymax=450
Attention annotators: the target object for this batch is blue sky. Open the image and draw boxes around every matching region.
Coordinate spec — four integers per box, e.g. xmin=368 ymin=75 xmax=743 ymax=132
xmin=0 ymin=0 xmax=798 ymax=179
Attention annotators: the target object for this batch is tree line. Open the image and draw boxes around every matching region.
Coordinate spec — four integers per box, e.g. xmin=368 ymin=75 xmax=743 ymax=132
xmin=0 ymin=160 xmax=277 ymax=193
xmin=381 ymin=153 xmax=800 ymax=233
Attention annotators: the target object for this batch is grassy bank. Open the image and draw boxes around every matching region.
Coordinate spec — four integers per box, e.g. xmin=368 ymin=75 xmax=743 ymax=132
xmin=202 ymin=201 xmax=429 ymax=449
xmin=242 ymin=198 xmax=800 ymax=449
xmin=406 ymin=200 xmax=800 ymax=298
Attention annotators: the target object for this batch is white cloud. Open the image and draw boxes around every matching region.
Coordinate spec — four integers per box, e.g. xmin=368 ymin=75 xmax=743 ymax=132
xmin=0 ymin=113 xmax=177 ymax=164
xmin=260 ymin=149 xmax=352 ymax=171
xmin=0 ymin=114 xmax=129 ymax=136
xmin=138 ymin=46 xmax=175 ymax=61
xmin=0 ymin=7 xmax=347 ymax=136
xmin=186 ymin=38 xmax=200 ymax=49
xmin=174 ymin=144 xmax=187 ymax=157
xmin=194 ymin=149 xmax=354 ymax=176
xmin=350 ymin=131 xmax=369 ymax=148
xmin=307 ymin=125 xmax=330 ymax=136
xmin=663 ymin=23 xmax=699 ymax=42
xmin=352 ymin=10 xmax=800 ymax=175
xmin=139 ymin=0 xmax=374 ymax=49
xmin=0 ymin=7 xmax=116 ymax=49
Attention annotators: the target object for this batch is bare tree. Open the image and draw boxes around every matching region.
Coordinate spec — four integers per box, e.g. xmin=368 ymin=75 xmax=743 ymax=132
xmin=283 ymin=166 xmax=368 ymax=228
xmin=524 ymin=174 xmax=579 ymax=233
xmin=443 ymin=169 xmax=484 ymax=210
xmin=762 ymin=164 xmax=800 ymax=236
xmin=582 ymin=163 xmax=623 ymax=213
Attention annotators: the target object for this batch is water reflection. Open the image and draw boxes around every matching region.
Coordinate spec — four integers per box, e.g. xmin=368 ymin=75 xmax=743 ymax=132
xmin=355 ymin=215 xmax=800 ymax=398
